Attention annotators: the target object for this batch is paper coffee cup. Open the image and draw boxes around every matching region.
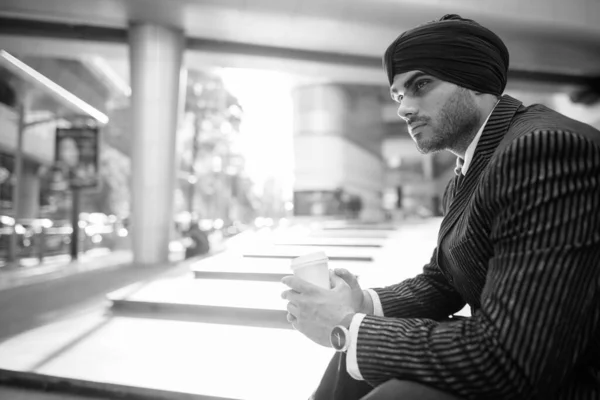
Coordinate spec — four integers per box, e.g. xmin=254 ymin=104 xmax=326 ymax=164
xmin=290 ymin=251 xmax=330 ymax=289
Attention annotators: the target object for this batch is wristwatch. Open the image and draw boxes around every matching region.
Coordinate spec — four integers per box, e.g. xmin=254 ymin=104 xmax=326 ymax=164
xmin=330 ymin=313 xmax=355 ymax=352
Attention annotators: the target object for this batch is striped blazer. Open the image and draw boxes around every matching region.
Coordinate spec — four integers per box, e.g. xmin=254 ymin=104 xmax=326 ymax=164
xmin=358 ymin=95 xmax=600 ymax=399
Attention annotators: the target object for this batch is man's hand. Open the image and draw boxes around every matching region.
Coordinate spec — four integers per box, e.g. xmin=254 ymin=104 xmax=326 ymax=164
xmin=281 ymin=268 xmax=364 ymax=347
xmin=332 ymin=268 xmax=369 ymax=313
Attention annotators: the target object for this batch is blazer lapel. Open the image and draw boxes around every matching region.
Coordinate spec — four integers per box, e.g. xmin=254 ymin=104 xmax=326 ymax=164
xmin=437 ymin=95 xmax=523 ymax=249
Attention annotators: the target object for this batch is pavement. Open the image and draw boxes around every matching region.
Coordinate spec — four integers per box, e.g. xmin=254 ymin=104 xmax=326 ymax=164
xmin=0 ymin=386 xmax=110 ymax=400
xmin=0 ymin=249 xmax=133 ymax=293
xmin=0 ymin=258 xmax=189 ymax=343
xmin=0 ymin=218 xmax=449 ymax=400
xmin=0 ymin=237 xmax=226 ymax=342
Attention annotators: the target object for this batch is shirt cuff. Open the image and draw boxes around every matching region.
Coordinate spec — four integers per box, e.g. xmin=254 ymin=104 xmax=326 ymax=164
xmin=346 ymin=313 xmax=366 ymax=381
xmin=366 ymin=288 xmax=384 ymax=316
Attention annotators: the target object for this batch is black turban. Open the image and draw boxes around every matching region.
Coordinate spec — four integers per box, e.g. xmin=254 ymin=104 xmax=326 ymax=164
xmin=383 ymin=14 xmax=509 ymax=96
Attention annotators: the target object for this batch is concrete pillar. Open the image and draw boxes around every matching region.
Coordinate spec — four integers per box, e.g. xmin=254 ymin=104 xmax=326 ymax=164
xmin=129 ymin=23 xmax=183 ymax=265
xmin=18 ymin=160 xmax=40 ymax=219
xmin=292 ymin=84 xmax=386 ymax=221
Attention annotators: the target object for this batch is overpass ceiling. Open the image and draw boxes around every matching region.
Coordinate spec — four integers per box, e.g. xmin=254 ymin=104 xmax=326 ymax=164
xmin=0 ymin=0 xmax=599 ymax=88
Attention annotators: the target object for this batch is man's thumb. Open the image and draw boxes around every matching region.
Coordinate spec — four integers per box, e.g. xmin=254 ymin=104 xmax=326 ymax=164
xmin=334 ymin=268 xmax=359 ymax=289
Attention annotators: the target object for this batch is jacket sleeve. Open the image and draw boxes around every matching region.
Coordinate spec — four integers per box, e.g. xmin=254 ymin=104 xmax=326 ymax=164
xmin=354 ymin=131 xmax=600 ymax=399
xmin=372 ymin=248 xmax=466 ymax=320
xmin=372 ymin=177 xmax=466 ymax=320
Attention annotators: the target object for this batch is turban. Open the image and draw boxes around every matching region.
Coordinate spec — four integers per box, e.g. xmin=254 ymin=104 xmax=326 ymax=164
xmin=383 ymin=14 xmax=509 ymax=96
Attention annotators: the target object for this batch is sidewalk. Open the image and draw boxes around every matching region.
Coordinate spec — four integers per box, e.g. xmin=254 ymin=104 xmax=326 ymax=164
xmin=0 ymin=236 xmax=208 ymax=293
xmin=0 ymin=250 xmax=193 ymax=342
xmin=0 ymin=238 xmax=230 ymax=341
xmin=0 ymin=249 xmax=134 ymax=293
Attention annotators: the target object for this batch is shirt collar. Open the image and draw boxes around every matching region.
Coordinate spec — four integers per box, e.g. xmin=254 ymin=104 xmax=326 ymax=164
xmin=460 ymin=103 xmax=498 ymax=176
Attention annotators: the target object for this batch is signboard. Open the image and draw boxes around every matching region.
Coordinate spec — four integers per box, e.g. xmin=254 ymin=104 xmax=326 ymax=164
xmin=52 ymin=127 xmax=100 ymax=189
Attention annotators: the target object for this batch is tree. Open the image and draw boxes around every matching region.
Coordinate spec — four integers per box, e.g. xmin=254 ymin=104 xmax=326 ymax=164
xmin=178 ymin=69 xmax=253 ymax=225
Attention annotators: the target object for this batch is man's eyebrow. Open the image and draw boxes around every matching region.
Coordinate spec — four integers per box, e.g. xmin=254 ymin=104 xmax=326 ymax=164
xmin=390 ymin=71 xmax=428 ymax=100
xmin=403 ymin=71 xmax=428 ymax=90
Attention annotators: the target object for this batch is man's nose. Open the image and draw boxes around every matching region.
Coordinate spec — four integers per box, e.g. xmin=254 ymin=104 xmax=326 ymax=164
xmin=397 ymin=100 xmax=417 ymax=121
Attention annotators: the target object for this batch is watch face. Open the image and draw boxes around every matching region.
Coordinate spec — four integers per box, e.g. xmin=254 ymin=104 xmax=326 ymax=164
xmin=330 ymin=326 xmax=347 ymax=350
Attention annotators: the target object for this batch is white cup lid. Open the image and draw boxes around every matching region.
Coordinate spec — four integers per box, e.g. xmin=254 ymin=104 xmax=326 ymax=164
xmin=290 ymin=251 xmax=329 ymax=269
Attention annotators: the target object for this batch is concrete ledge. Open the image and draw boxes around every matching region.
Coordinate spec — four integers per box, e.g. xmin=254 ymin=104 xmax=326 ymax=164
xmin=193 ymin=270 xmax=285 ymax=281
xmin=190 ymin=257 xmax=372 ymax=282
xmin=321 ymin=226 xmax=396 ymax=231
xmin=275 ymin=243 xmax=382 ymax=248
xmin=0 ymin=368 xmax=238 ymax=400
xmin=110 ymin=299 xmax=290 ymax=329
xmin=242 ymin=254 xmax=373 ymax=262
xmin=308 ymin=231 xmax=390 ymax=238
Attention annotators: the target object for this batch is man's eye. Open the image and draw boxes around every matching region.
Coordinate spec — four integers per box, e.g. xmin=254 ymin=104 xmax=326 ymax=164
xmin=415 ymin=80 xmax=429 ymax=91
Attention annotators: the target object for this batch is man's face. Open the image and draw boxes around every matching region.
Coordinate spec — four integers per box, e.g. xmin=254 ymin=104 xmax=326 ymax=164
xmin=390 ymin=70 xmax=480 ymax=154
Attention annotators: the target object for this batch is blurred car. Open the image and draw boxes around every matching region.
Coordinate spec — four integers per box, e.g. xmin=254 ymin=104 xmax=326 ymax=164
xmin=15 ymin=218 xmax=71 ymax=257
xmin=0 ymin=212 xmax=124 ymax=261
xmin=79 ymin=213 xmax=118 ymax=251
xmin=42 ymin=219 xmax=73 ymax=255
xmin=0 ymin=215 xmax=25 ymax=259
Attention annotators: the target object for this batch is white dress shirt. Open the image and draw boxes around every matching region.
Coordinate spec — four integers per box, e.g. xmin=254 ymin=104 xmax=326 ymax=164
xmin=345 ymin=104 xmax=497 ymax=381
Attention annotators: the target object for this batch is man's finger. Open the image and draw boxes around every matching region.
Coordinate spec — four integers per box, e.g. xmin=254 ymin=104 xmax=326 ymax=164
xmin=287 ymin=312 xmax=296 ymax=323
xmin=281 ymin=275 xmax=320 ymax=294
xmin=281 ymin=289 xmax=301 ymax=303
xmin=287 ymin=312 xmax=299 ymax=331
xmin=286 ymin=302 xmax=299 ymax=316
xmin=334 ymin=268 xmax=361 ymax=290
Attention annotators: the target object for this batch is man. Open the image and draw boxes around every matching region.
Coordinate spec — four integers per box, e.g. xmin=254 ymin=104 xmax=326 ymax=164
xmin=281 ymin=14 xmax=600 ymax=400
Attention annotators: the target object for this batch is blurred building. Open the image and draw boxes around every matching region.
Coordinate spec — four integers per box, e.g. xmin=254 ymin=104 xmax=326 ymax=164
xmin=1 ymin=0 xmax=599 ymax=263
xmin=0 ymin=55 xmax=113 ymax=219
xmin=292 ymin=84 xmax=385 ymax=221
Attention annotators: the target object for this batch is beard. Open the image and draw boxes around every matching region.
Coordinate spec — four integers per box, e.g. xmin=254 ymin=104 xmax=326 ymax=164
xmin=413 ymin=88 xmax=481 ymax=155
